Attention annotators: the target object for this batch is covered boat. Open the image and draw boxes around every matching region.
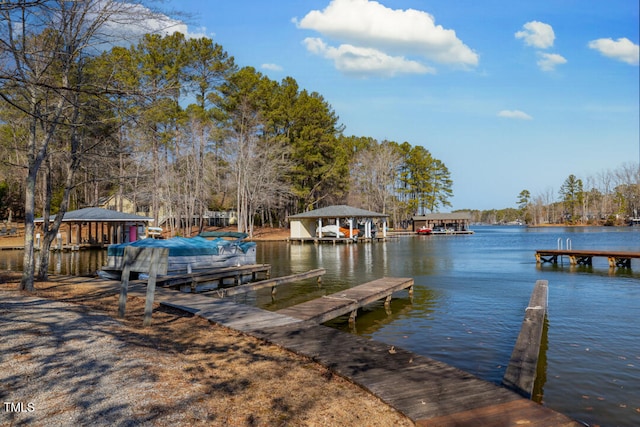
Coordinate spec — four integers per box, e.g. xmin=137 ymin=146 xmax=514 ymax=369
xmin=98 ymin=235 xmax=256 ymax=280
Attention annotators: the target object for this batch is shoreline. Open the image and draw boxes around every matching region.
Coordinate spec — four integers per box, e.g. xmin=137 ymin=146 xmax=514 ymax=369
xmin=0 ymin=273 xmax=412 ymax=426
xmin=2 ymin=224 xmax=635 ymax=250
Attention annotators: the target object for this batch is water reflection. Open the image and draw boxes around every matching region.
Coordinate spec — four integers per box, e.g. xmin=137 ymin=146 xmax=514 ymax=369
xmin=532 ymin=316 xmax=549 ymax=403
xmin=0 ymin=249 xmax=107 ymax=276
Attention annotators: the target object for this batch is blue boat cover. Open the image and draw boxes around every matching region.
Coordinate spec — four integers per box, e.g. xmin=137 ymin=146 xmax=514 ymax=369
xmin=107 ymin=236 xmax=256 ymax=257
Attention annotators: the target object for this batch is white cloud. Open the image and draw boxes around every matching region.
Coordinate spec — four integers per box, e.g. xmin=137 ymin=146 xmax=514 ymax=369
xmin=262 ymin=63 xmax=283 ymax=71
xmin=515 ymin=21 xmax=555 ymax=49
xmin=588 ymin=37 xmax=639 ymax=65
xmin=294 ymin=0 xmax=478 ymax=76
xmin=498 ymin=110 xmax=533 ymax=120
xmin=303 ymin=37 xmax=434 ymax=77
xmin=537 ymin=52 xmax=567 ymax=71
xmin=101 ymin=3 xmax=210 ymax=43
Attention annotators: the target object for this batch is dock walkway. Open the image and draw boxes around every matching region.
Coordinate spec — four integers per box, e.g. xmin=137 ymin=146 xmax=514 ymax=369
xmin=277 ymin=277 xmax=413 ymax=324
xmin=536 ymin=249 xmax=640 ymax=267
xmin=149 ymin=264 xmax=271 ymax=292
xmin=46 ymin=275 xmax=581 ymax=426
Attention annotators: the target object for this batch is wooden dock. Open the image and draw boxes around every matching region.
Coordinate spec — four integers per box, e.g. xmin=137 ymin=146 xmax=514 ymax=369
xmin=152 ymin=264 xmax=272 ymax=292
xmin=536 ymin=249 xmax=640 ymax=267
xmin=502 ymin=280 xmax=548 ymax=398
xmin=44 ymin=274 xmax=581 ymax=426
xmin=211 ymin=268 xmax=325 ymax=298
xmin=277 ymin=277 xmax=413 ymax=324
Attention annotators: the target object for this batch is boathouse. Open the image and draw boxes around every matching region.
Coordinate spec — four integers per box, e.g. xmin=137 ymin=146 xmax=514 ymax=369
xmin=34 ymin=207 xmax=153 ymax=248
xmin=288 ymin=205 xmax=388 ymax=243
xmin=412 ymin=212 xmax=472 ymax=233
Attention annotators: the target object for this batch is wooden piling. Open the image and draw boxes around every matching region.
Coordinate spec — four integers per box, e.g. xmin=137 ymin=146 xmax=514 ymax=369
xmin=502 ymin=280 xmax=548 ymax=398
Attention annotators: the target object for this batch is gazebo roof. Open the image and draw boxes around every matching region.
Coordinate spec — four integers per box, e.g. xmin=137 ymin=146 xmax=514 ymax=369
xmin=288 ymin=205 xmax=387 ymax=220
xmin=35 ymin=207 xmax=153 ymax=223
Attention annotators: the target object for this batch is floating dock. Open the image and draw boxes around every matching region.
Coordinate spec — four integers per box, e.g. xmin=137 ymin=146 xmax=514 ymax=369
xmin=535 ymin=249 xmax=640 ymax=267
xmin=276 ymin=277 xmax=413 ymax=324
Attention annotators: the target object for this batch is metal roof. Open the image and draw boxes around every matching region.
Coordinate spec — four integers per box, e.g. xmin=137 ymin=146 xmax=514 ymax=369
xmin=412 ymin=212 xmax=472 ymax=220
xmin=288 ymin=205 xmax=387 ymax=219
xmin=35 ymin=207 xmax=153 ymax=223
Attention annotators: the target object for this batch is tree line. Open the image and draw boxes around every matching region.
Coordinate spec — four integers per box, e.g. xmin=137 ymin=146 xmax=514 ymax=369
xmin=0 ymin=1 xmax=452 ymax=290
xmin=467 ymin=163 xmax=640 ymax=225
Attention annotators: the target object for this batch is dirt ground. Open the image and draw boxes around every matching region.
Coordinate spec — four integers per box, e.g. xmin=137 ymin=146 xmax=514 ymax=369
xmin=0 ymin=272 xmax=413 ymax=426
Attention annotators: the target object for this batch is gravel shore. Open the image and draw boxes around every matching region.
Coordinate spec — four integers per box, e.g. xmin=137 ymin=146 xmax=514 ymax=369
xmin=1 ymin=279 xmax=413 ymax=427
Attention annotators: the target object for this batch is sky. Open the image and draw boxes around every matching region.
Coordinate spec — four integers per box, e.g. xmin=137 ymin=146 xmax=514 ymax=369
xmin=161 ymin=0 xmax=639 ymax=211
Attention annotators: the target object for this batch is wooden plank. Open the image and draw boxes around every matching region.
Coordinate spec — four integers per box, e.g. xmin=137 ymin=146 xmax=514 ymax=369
xmin=156 ymin=264 xmax=271 ymax=289
xmin=46 ymin=274 xmax=581 ymax=426
xmin=118 ymin=247 xmax=169 ymax=319
xmin=123 ymin=246 xmax=169 ymax=274
xmin=142 ymin=248 xmax=167 ymax=327
xmin=210 ymin=268 xmax=325 ymax=297
xmin=277 ymin=277 xmax=413 ymax=324
xmin=536 ymin=249 xmax=640 ymax=259
xmin=416 ymin=399 xmax=581 ymax=427
xmin=502 ymin=280 xmax=548 ymax=398
xmin=254 ymin=322 xmax=580 ymax=426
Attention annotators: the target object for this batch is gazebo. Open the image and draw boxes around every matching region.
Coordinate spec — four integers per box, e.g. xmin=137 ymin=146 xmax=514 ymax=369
xmin=287 ymin=205 xmax=388 ymax=243
xmin=34 ymin=207 xmax=153 ymax=248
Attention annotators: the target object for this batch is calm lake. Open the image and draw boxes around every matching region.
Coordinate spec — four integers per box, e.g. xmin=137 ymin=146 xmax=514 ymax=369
xmin=1 ymin=226 xmax=638 ymax=426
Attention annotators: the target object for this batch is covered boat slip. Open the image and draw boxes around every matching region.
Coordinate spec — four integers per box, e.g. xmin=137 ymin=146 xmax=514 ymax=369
xmin=34 ymin=207 xmax=153 ymax=249
xmin=288 ymin=205 xmax=389 ymax=243
xmin=412 ymin=212 xmax=474 ymax=234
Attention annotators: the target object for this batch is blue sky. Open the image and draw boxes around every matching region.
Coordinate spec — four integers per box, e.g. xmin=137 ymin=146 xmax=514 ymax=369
xmin=162 ymin=0 xmax=639 ymax=211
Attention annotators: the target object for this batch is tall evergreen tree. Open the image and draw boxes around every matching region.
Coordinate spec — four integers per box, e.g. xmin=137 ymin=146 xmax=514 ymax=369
xmin=559 ymin=174 xmax=584 ymax=223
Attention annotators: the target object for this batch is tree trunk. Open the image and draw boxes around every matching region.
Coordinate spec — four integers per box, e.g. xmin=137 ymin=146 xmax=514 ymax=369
xmin=20 ymin=169 xmax=38 ymax=292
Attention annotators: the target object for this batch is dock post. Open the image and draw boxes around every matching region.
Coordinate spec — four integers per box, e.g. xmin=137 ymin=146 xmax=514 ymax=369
xmin=143 ymin=248 xmax=162 ymax=327
xmin=502 ymin=280 xmax=548 ymax=398
xmin=118 ymin=248 xmax=134 ymax=318
xmin=349 ymin=309 xmax=357 ymax=324
xmin=384 ymin=294 xmax=392 ymax=308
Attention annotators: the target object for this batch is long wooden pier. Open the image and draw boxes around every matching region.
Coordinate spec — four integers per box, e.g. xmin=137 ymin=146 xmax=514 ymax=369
xmin=277 ymin=277 xmax=413 ymax=324
xmin=536 ymin=249 xmax=640 ymax=267
xmin=44 ymin=274 xmax=581 ymax=426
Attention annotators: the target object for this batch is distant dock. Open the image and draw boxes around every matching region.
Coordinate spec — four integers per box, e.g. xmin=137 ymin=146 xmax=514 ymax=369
xmin=535 ymin=249 xmax=640 ymax=268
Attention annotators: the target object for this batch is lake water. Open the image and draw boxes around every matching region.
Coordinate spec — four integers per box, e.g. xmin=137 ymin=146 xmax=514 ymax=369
xmin=255 ymin=226 xmax=640 ymax=427
xmin=1 ymin=226 xmax=638 ymax=426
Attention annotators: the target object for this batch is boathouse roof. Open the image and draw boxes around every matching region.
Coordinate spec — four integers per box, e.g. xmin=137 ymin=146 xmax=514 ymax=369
xmin=35 ymin=207 xmax=153 ymax=223
xmin=412 ymin=212 xmax=472 ymax=221
xmin=288 ymin=205 xmax=388 ymax=219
